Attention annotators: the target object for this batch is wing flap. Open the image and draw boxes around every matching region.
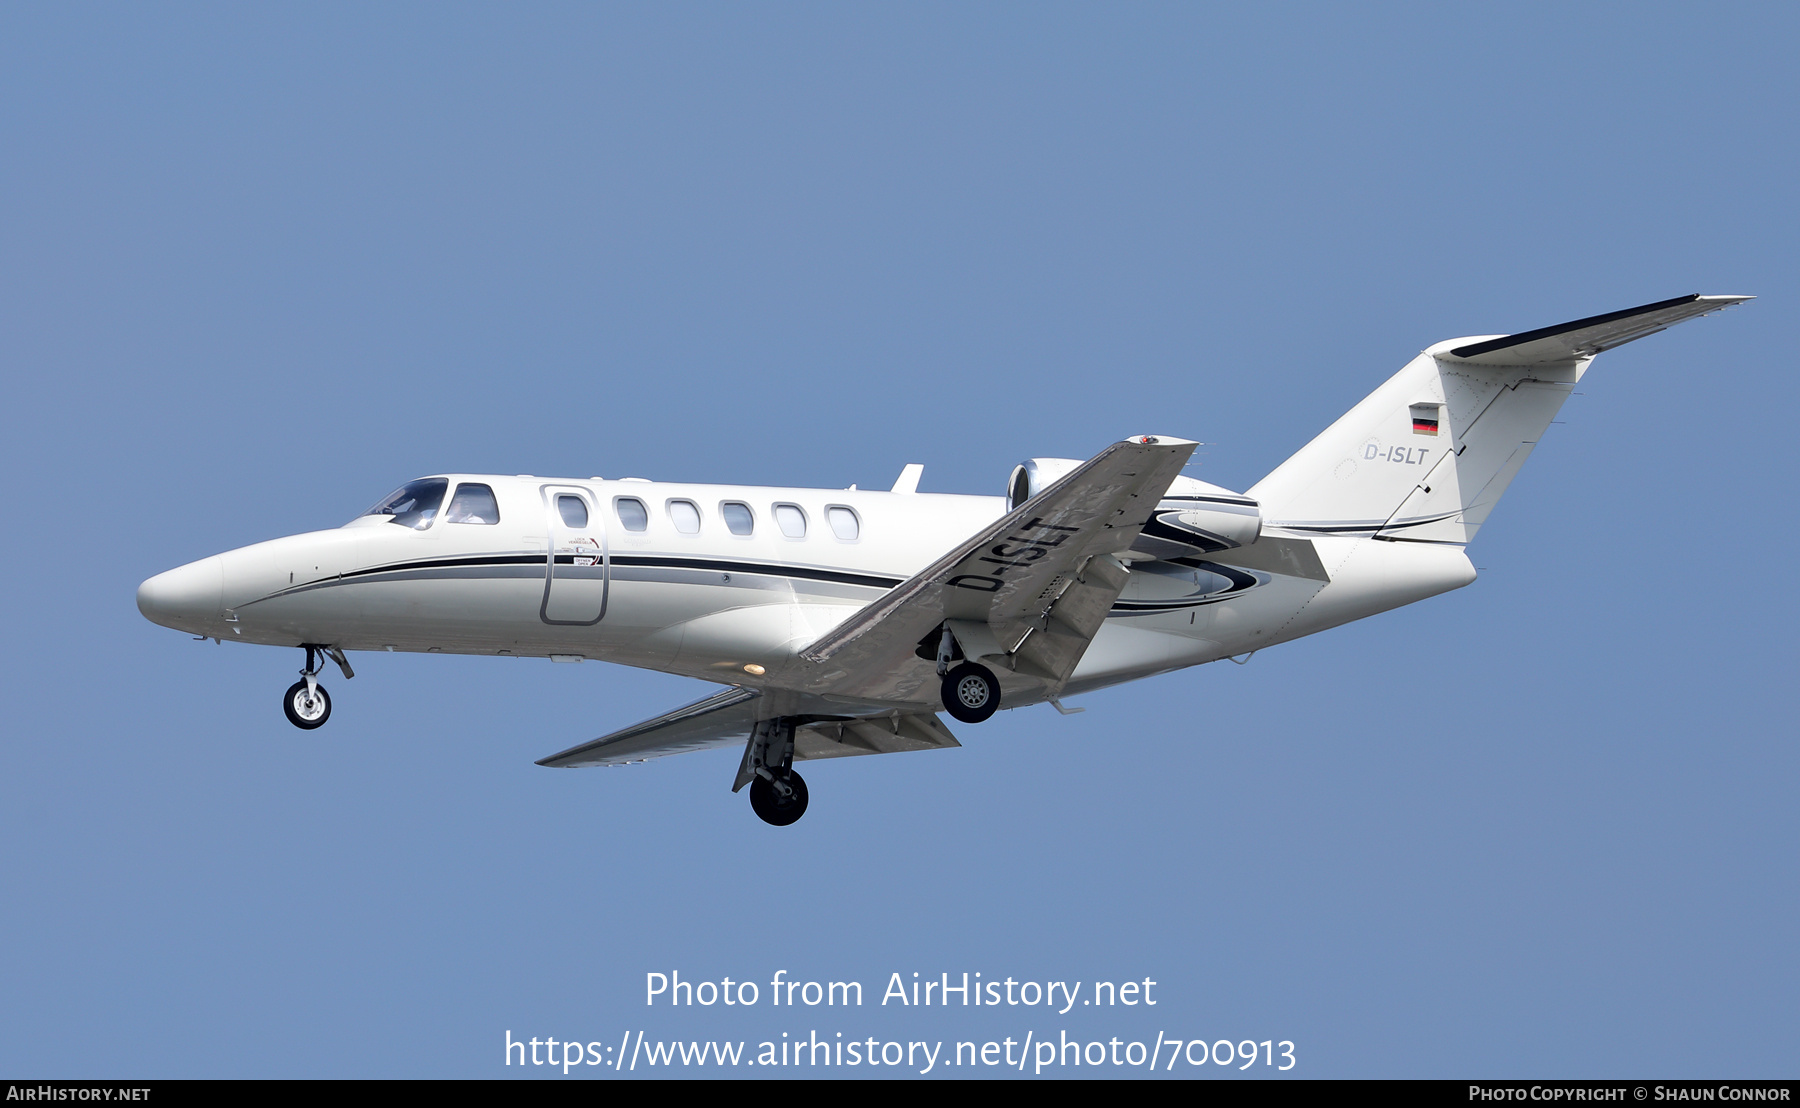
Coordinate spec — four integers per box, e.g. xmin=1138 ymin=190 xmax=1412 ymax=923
xmin=794 ymin=713 xmax=960 ymax=761
xmin=1007 ymin=551 xmax=1129 ymax=681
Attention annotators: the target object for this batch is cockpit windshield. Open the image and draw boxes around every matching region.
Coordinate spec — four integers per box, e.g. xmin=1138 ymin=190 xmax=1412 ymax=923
xmin=365 ymin=478 xmax=448 ymax=530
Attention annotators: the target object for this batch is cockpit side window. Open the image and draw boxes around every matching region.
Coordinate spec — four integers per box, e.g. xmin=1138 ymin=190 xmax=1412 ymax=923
xmin=445 ymin=483 xmax=500 ymax=525
xmin=366 ymin=478 xmax=448 ymax=530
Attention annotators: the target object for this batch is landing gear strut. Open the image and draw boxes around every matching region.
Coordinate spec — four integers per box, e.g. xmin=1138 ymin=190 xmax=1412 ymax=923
xmin=284 ymin=645 xmax=352 ymax=730
xmin=735 ymin=718 xmax=809 ymax=826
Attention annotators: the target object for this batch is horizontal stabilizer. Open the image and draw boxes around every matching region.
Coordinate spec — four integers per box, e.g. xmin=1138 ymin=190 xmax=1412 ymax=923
xmin=1211 ymin=534 xmax=1330 ymax=582
xmin=1443 ymin=293 xmax=1752 ymax=366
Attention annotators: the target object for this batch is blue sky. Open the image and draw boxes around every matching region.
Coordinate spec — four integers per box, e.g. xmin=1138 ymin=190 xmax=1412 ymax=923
xmin=2 ymin=2 xmax=1794 ymax=1078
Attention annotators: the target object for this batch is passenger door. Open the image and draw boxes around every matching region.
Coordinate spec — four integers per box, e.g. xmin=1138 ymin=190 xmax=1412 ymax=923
xmin=540 ymin=485 xmax=607 ymax=625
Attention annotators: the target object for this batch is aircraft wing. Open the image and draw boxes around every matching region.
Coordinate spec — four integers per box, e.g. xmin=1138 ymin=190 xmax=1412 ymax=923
xmin=539 ymin=434 xmax=1194 ymax=767
xmin=795 ymin=435 xmax=1197 ymax=704
xmin=1444 ymin=293 xmax=1752 ymax=366
xmin=535 ymin=686 xmax=762 ymax=768
xmin=535 ymin=685 xmax=961 ymax=769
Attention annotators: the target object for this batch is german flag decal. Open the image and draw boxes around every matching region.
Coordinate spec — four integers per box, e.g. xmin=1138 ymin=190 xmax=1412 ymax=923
xmin=1410 ymin=403 xmax=1441 ymax=436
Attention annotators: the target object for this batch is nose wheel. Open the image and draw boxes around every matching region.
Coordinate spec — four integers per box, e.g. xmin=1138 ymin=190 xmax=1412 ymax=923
xmin=284 ymin=644 xmax=351 ymax=729
xmin=284 ymin=679 xmax=331 ymax=729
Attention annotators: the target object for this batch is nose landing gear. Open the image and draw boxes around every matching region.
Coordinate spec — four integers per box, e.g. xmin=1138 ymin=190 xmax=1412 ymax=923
xmin=283 ymin=645 xmax=353 ymax=730
xmin=284 ymin=678 xmax=331 ymax=729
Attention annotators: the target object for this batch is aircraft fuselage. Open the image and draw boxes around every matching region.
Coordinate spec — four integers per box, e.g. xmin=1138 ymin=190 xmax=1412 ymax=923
xmin=138 ymin=472 xmax=1474 ymax=708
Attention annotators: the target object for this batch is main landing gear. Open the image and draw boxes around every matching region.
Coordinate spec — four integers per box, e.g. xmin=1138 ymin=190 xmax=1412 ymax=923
xmin=729 ymin=626 xmax=1008 ymax=825
xmin=942 ymin=661 xmax=1000 ymax=724
xmin=736 ymin=718 xmax=809 ymax=826
xmin=750 ymin=771 xmax=809 ymax=827
xmin=284 ymin=645 xmax=353 ymax=730
xmin=935 ymin=626 xmax=1001 ymax=724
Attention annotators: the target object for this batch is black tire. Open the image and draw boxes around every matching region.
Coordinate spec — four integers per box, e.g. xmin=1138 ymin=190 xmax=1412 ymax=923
xmin=942 ymin=661 xmax=1000 ymax=724
xmin=283 ymin=679 xmax=331 ymax=730
xmin=749 ymin=770 xmax=809 ymax=826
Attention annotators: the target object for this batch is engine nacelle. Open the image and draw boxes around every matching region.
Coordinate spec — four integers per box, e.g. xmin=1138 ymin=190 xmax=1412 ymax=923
xmin=1135 ymin=474 xmax=1261 ymax=556
xmin=1006 ymin=458 xmax=1084 ymax=511
xmin=1008 ymin=461 xmax=1260 ymax=557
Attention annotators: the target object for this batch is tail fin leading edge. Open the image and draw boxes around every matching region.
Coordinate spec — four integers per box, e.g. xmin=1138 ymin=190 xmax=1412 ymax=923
xmin=1247 ymin=294 xmax=1752 ymax=546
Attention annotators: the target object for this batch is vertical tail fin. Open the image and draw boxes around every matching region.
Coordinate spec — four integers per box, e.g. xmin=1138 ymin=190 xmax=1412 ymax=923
xmin=1247 ymin=295 xmax=1751 ymax=545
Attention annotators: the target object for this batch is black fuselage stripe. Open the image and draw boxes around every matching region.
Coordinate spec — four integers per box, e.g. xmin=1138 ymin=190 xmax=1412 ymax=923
xmin=339 ymin=555 xmax=542 ymax=578
xmin=610 ymin=556 xmax=900 ymax=588
xmin=336 ymin=553 xmax=902 ymax=590
xmin=266 ymin=554 xmax=1273 ymax=612
xmin=1283 ymin=513 xmax=1461 ymax=535
xmin=1157 ymin=495 xmax=1258 ymax=506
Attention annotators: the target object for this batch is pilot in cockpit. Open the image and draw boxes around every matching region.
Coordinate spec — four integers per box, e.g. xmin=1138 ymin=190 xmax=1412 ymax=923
xmin=367 ymin=478 xmax=445 ymax=529
xmin=443 ymin=482 xmax=500 ymax=526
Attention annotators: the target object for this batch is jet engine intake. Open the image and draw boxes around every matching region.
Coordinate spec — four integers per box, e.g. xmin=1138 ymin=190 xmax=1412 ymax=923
xmin=1006 ymin=458 xmax=1084 ymax=511
xmin=1008 ymin=459 xmax=1260 ymax=558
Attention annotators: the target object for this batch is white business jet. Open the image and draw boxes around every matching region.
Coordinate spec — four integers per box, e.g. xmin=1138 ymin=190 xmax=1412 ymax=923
xmin=138 ymin=295 xmax=1749 ymax=824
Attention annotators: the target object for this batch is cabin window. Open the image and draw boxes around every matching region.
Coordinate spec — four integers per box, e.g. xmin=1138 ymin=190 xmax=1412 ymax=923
xmin=774 ymin=503 xmax=807 ymax=539
xmin=615 ymin=497 xmax=648 ymax=532
xmin=721 ymin=501 xmax=754 ymax=536
xmin=826 ymin=506 xmax=860 ymax=541
xmin=668 ymin=499 xmax=701 ymax=535
xmin=556 ymin=495 xmax=589 ymax=529
xmin=366 ymin=478 xmax=447 ymax=530
xmin=445 ymin=483 xmax=500 ymax=525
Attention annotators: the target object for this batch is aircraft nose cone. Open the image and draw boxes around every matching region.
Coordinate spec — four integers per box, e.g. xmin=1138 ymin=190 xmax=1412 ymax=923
xmin=137 ymin=556 xmax=224 ymax=633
